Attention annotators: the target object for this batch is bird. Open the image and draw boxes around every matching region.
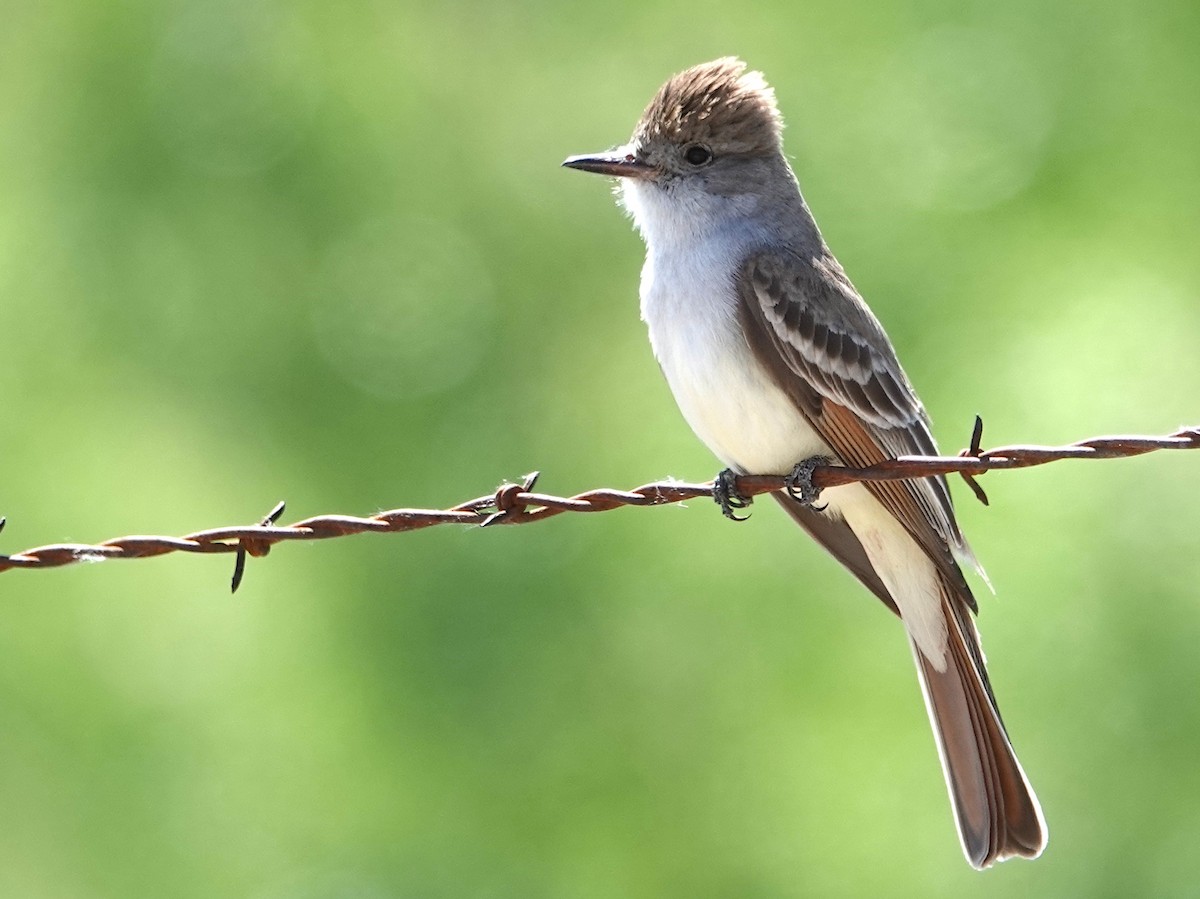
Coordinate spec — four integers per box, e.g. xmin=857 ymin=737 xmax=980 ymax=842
xmin=562 ymin=57 xmax=1046 ymax=868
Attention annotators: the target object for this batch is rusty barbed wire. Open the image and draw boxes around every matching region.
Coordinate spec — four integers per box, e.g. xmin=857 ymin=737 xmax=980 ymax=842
xmin=1 ymin=420 xmax=1197 ymax=590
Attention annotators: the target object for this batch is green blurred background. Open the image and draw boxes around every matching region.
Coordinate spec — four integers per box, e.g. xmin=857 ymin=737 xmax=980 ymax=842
xmin=2 ymin=1 xmax=1199 ymax=896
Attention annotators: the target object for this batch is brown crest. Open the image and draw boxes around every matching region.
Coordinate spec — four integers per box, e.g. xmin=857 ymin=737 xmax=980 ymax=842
xmin=634 ymin=57 xmax=783 ymax=156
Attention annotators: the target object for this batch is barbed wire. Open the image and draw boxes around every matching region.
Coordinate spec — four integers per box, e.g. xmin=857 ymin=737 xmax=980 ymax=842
xmin=1 ymin=419 xmax=1197 ymax=591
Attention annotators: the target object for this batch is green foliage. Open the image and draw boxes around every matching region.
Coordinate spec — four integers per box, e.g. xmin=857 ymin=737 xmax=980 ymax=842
xmin=2 ymin=0 xmax=1199 ymax=895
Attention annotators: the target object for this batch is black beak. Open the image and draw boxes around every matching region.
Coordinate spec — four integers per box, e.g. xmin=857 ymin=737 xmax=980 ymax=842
xmin=562 ymin=147 xmax=654 ymax=179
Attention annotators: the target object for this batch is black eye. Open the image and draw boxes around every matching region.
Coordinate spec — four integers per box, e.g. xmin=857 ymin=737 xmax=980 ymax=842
xmin=684 ymin=144 xmax=713 ymax=166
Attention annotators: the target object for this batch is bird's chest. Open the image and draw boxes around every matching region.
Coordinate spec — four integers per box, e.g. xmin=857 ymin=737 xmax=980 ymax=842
xmin=639 ymin=244 xmax=827 ymax=474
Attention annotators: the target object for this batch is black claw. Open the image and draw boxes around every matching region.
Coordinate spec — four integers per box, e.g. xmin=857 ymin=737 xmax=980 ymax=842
xmin=713 ymin=468 xmax=752 ymax=521
xmin=785 ymin=456 xmax=833 ymax=507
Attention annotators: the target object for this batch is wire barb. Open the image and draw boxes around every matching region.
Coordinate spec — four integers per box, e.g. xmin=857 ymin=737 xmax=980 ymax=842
xmin=959 ymin=415 xmax=990 ymax=506
xmin=231 ymin=501 xmax=287 ymax=594
xmin=1 ymin=423 xmax=1196 ymax=584
xmin=480 ymin=472 xmax=541 ymax=527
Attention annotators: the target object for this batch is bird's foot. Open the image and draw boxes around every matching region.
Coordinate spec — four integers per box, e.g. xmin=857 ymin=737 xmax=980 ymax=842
xmin=785 ymin=456 xmax=833 ymax=510
xmin=713 ymin=468 xmax=752 ymax=521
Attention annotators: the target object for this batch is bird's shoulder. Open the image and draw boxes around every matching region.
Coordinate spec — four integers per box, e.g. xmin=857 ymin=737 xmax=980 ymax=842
xmin=736 ymin=244 xmax=927 ymax=432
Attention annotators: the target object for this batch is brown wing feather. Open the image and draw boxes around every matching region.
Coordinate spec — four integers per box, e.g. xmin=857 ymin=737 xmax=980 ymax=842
xmin=819 ymin=401 xmax=978 ymax=610
xmin=736 ymin=246 xmax=1045 ymax=866
xmin=736 ymin=249 xmax=976 ymax=609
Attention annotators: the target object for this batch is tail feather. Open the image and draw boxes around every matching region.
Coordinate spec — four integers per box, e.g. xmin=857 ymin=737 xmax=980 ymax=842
xmin=910 ymin=576 xmax=1047 ymax=868
xmin=775 ymin=487 xmax=1045 ymax=864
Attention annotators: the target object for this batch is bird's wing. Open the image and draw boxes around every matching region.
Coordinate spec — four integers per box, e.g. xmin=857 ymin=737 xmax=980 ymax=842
xmin=735 ymin=247 xmax=975 ymax=607
xmin=737 ymin=248 xmax=1044 ymax=867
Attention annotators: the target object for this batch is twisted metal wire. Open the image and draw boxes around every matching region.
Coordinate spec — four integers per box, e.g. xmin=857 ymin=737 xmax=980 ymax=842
xmin=2 ymin=421 xmax=1197 ymax=591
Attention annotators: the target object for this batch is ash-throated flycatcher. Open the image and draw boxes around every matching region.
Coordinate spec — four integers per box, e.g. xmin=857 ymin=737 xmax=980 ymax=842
xmin=563 ymin=58 xmax=1046 ymax=868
